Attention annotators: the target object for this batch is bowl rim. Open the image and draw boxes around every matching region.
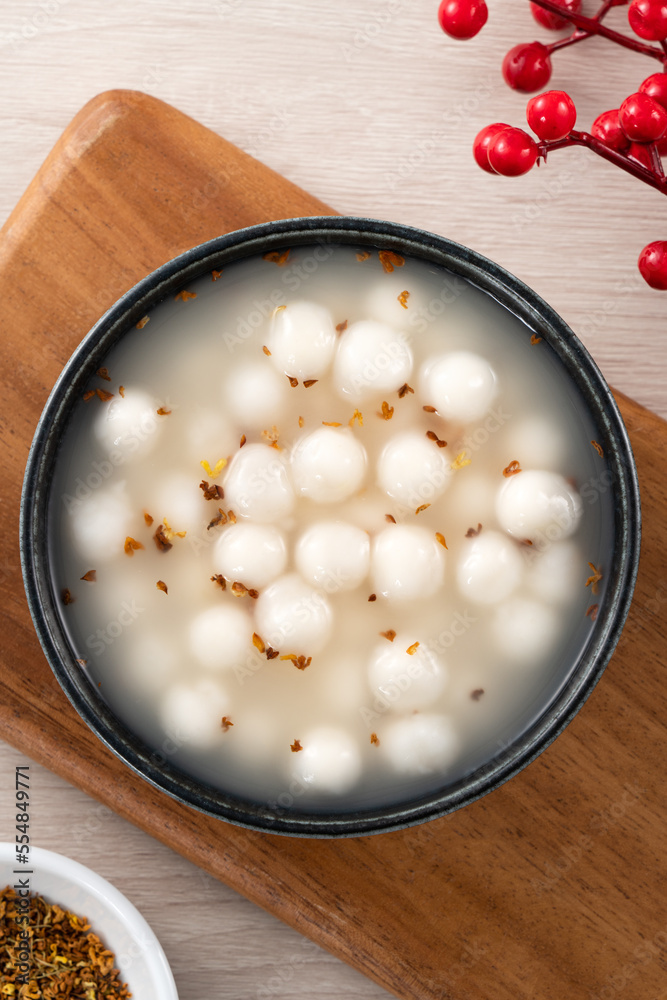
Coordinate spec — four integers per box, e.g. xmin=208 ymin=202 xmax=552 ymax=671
xmin=0 ymin=842 xmax=178 ymax=997
xmin=20 ymin=215 xmax=642 ymax=837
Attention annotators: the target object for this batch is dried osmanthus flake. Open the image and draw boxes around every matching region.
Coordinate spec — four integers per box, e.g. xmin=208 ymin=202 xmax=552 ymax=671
xmin=336 ymin=319 xmax=348 ymax=334
xmin=156 ymin=406 xmax=171 ymax=416
xmin=379 ymin=401 xmax=394 ymax=420
xmin=96 ymin=388 xmax=114 ymax=402
xmin=212 ymin=269 xmax=223 ymax=281
xmin=423 ymin=405 xmax=436 ymax=413
xmin=385 ymin=514 xmax=396 ymax=524
xmin=591 ymin=440 xmax=604 ymax=458
xmin=303 ymin=379 xmax=319 ymax=389
xmin=124 ymin=536 xmax=144 ymax=556
xmin=349 ymin=409 xmax=363 ymax=427
xmin=262 ymin=344 xmax=272 ymax=356
xmin=231 ymin=581 xmax=248 ymax=597
xmin=228 ymin=509 xmax=237 ymax=524
xmin=200 ymin=457 xmax=227 ymax=478
xmin=435 ymin=532 xmax=448 ymax=549
xmin=80 ymin=570 xmax=97 ymax=582
xmin=356 ymin=250 xmax=371 ymax=262
xmin=451 ymin=450 xmax=471 ymax=470
xmin=530 ymin=334 xmax=542 ymax=345
xmin=162 ymin=517 xmax=186 ymax=541
xmin=322 ymin=420 xmax=342 ymax=427
xmin=76 ymin=657 xmax=88 ymax=666
xmin=280 ymin=653 xmax=312 ymax=670
xmin=136 ymin=314 xmax=150 ymax=329
xmin=291 ymin=739 xmax=303 ymax=752
xmin=144 ymin=511 xmax=154 ymax=526
xmin=262 ymin=426 xmax=281 ymax=449
xmin=83 ymin=389 xmax=96 ymax=401
xmin=370 ymin=732 xmax=380 ymax=746
xmin=426 ymin=430 xmax=447 ymax=448
xmin=96 ymin=367 xmax=111 ymax=381
xmin=415 ymin=503 xmax=430 ymax=515
xmin=586 ymin=603 xmax=599 ymax=622
xmin=378 ymin=250 xmax=405 ymax=273
xmin=62 ymin=588 xmax=74 ymax=605
xmin=154 ymin=524 xmax=173 ymax=551
xmin=406 ymin=641 xmax=420 ymax=655
xmin=252 ymin=632 xmax=266 ymax=653
xmin=266 ymin=647 xmax=280 ymax=660
xmin=398 ymin=291 xmax=410 ymax=309
xmin=156 ymin=580 xmax=168 ymax=594
xmin=398 ymin=382 xmax=414 ymax=398
xmin=221 ymin=716 xmax=234 ymax=731
xmin=174 ymin=289 xmax=197 ymax=301
xmin=368 ymin=593 xmax=377 ymax=602
xmin=503 ymin=460 xmax=522 ymax=477
xmin=465 ymin=523 xmax=483 ymax=538
xmin=211 ymin=574 xmax=227 ymax=591
xmin=0 ymin=886 xmax=131 ymax=998
xmin=119 ymin=385 xmax=125 ymax=397
xmin=380 ymin=629 xmax=396 ymax=642
xmin=287 ymin=375 xmax=299 ymax=388
xmin=200 ymin=479 xmax=224 ymax=501
xmin=263 ymin=249 xmax=291 ymax=266
xmin=240 ymin=434 xmax=247 ymax=448
xmin=471 ymin=688 xmax=485 ymax=701
xmin=586 ymin=562 xmax=603 ymax=595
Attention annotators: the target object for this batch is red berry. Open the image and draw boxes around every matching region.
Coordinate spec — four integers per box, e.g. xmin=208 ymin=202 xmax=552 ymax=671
xmin=639 ymin=72 xmax=667 ymax=111
xmin=487 ymin=127 xmax=539 ymax=176
xmin=530 ymin=0 xmax=581 ymax=30
xmin=527 ymin=90 xmax=576 ymax=140
xmin=473 ymin=123 xmax=512 ymax=173
xmin=438 ymin=0 xmax=488 ymax=39
xmin=638 ymin=240 xmax=667 ymax=289
xmin=591 ymin=109 xmax=631 ymax=151
xmin=619 ymin=91 xmax=667 ymax=142
xmin=503 ymin=42 xmax=552 ymax=93
xmin=628 ymin=0 xmax=667 ymax=40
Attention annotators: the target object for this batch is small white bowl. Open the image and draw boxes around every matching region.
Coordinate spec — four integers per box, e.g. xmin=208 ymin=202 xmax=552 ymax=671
xmin=0 ymin=843 xmax=178 ymax=999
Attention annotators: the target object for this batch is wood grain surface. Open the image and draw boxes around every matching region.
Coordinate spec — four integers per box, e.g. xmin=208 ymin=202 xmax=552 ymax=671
xmin=1 ymin=88 xmax=666 ymax=1000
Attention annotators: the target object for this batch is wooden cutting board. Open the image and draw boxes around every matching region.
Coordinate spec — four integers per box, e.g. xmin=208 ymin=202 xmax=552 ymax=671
xmin=1 ymin=90 xmax=665 ymax=1000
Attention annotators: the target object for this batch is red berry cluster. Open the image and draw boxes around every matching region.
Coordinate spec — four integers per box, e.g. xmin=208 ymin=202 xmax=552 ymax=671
xmin=438 ymin=0 xmax=667 ymax=289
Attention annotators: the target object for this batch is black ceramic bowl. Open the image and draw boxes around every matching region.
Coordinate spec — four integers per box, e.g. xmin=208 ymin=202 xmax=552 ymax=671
xmin=20 ymin=217 xmax=641 ymax=837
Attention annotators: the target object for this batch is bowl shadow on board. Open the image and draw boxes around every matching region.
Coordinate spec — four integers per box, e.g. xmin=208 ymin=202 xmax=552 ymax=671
xmin=20 ymin=216 xmax=641 ymax=838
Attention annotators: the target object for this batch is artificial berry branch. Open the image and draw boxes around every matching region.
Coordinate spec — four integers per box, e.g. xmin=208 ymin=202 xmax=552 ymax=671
xmin=438 ymin=0 xmax=667 ymax=288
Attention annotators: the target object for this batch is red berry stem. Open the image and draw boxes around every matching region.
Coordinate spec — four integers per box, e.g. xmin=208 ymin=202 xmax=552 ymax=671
xmin=540 ymin=129 xmax=667 ymax=193
xmin=530 ymin=0 xmax=667 ymax=62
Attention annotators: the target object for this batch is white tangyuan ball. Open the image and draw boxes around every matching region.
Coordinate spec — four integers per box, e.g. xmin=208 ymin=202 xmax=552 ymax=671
xmin=419 ymin=351 xmax=497 ymax=424
xmin=290 ymin=726 xmax=362 ymax=794
xmin=222 ymin=360 xmax=288 ymax=431
xmin=333 ymin=320 xmax=413 ymax=400
xmin=295 ymin=521 xmax=370 ymax=592
xmin=291 ymin=427 xmax=367 ymax=503
xmin=525 ymin=540 xmax=582 ymax=604
xmin=267 ymin=301 xmax=337 ymax=380
xmin=224 ymin=443 xmax=294 ymax=522
xmin=496 ymin=470 xmax=582 ymax=542
xmin=255 ymin=573 xmax=333 ymax=653
xmin=491 ymin=597 xmax=560 ymax=666
xmin=377 ymin=431 xmax=450 ymax=506
xmin=456 ymin=530 xmax=523 ymax=605
xmin=93 ymin=388 xmax=162 ymax=458
xmin=70 ymin=486 xmax=134 ymax=561
xmin=372 ymin=525 xmax=445 ymax=601
xmin=159 ymin=679 xmax=230 ymax=749
xmin=186 ymin=407 xmax=237 ymax=461
xmin=149 ymin=472 xmax=208 ymax=534
xmin=213 ymin=523 xmax=287 ymax=590
xmin=381 ymin=714 xmax=459 ymax=776
xmin=189 ymin=604 xmax=253 ymax=672
xmin=368 ymin=638 xmax=447 ymax=713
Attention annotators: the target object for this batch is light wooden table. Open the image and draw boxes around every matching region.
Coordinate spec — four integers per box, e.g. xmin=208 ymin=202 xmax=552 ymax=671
xmin=1 ymin=2 xmax=665 ymax=997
